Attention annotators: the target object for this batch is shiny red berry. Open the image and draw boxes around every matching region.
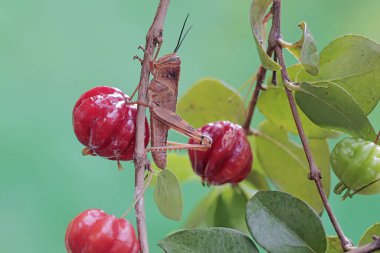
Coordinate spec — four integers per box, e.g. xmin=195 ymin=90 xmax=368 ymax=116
xmin=188 ymin=121 xmax=253 ymax=185
xmin=73 ymin=86 xmax=149 ymax=161
xmin=65 ymin=209 xmax=140 ymax=253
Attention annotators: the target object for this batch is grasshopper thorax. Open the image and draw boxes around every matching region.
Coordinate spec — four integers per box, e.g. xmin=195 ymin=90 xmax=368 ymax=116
xmin=152 ymin=53 xmax=181 ymax=81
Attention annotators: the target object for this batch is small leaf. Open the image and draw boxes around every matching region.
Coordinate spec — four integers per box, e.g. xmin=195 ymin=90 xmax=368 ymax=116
xmin=151 ymin=154 xmax=197 ymax=186
xmin=258 ymin=86 xmax=339 ymax=139
xmin=326 ymin=236 xmax=344 ymax=253
xmin=246 ymin=136 xmax=271 ymax=190
xmin=206 ymin=186 xmax=249 ymax=234
xmin=154 ymin=170 xmax=183 ymax=221
xmin=250 ymin=0 xmax=281 ymax=70
xmin=296 ymin=82 xmax=376 ymax=140
xmin=359 ymin=222 xmax=380 ymax=252
xmin=254 ymin=120 xmax=330 ymax=214
xmin=184 ymin=190 xmax=219 ymax=229
xmin=286 ymin=22 xmax=319 ymax=75
xmin=158 ymin=227 xmax=259 ymax=253
xmin=184 ymin=186 xmax=249 ymax=234
xmin=245 ymin=170 xmax=270 ymax=191
xmin=177 ymin=78 xmax=245 ymax=128
xmin=297 ymin=35 xmax=380 ymax=115
xmin=246 ymin=191 xmax=327 ymax=253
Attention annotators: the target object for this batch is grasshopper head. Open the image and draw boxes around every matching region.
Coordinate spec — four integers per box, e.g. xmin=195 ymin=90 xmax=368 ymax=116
xmin=201 ymin=135 xmax=213 ymax=148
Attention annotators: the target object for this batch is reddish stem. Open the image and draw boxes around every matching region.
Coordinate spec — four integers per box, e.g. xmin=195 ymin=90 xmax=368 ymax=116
xmin=270 ymin=0 xmax=354 ymax=250
xmin=243 ymin=48 xmax=273 ymax=133
xmin=374 ymin=130 xmax=380 ymax=144
xmin=133 ymin=1 xmax=170 ymax=252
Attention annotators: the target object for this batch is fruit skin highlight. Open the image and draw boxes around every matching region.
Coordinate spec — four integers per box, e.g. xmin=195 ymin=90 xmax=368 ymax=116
xmin=330 ymin=137 xmax=380 ymax=199
xmin=188 ymin=121 xmax=253 ymax=185
xmin=73 ymin=86 xmax=149 ymax=161
xmin=65 ymin=209 xmax=140 ymax=253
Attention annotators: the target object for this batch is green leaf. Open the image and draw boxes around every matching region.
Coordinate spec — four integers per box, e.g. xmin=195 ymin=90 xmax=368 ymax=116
xmin=151 ymin=154 xmax=197 ymax=186
xmin=206 ymin=186 xmax=249 ymax=234
xmin=177 ymin=78 xmax=245 ymax=128
xmin=359 ymin=222 xmax=380 ymax=252
xmin=245 ymin=169 xmax=270 ymax=191
xmin=246 ymin=191 xmax=327 ymax=253
xmin=297 ymin=35 xmax=380 ymax=115
xmin=184 ymin=190 xmax=219 ymax=229
xmin=246 ymin=136 xmax=270 ymax=190
xmin=286 ymin=22 xmax=319 ymax=75
xmin=254 ymin=120 xmax=330 ymax=214
xmin=158 ymin=227 xmax=259 ymax=253
xmin=258 ymin=86 xmax=339 ymax=139
xmin=295 ymin=82 xmax=376 ymax=140
xmin=249 ymin=0 xmax=281 ymax=71
xmin=184 ymin=186 xmax=249 ymax=233
xmin=326 ymin=237 xmax=344 ymax=253
xmin=154 ymin=169 xmax=183 ymax=221
xmin=277 ymin=64 xmax=304 ymax=85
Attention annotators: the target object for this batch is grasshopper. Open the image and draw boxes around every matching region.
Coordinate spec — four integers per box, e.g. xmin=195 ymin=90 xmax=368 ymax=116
xmin=132 ymin=15 xmax=212 ymax=169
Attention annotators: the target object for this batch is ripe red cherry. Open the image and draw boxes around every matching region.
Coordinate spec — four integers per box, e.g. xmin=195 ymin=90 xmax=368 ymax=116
xmin=65 ymin=209 xmax=140 ymax=253
xmin=73 ymin=86 xmax=149 ymax=162
xmin=188 ymin=121 xmax=253 ymax=185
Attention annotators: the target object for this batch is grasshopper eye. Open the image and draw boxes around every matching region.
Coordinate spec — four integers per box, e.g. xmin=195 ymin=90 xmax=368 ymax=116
xmin=168 ymin=55 xmax=180 ymax=62
xmin=200 ymin=135 xmax=212 ymax=147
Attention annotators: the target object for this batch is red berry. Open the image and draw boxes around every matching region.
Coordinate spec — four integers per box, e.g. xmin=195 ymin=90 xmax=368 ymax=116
xmin=73 ymin=86 xmax=149 ymax=161
xmin=188 ymin=121 xmax=253 ymax=185
xmin=65 ymin=209 xmax=140 ymax=253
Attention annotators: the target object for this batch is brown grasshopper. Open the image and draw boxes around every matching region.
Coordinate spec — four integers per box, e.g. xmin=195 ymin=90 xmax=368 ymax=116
xmin=132 ymin=15 xmax=212 ymax=169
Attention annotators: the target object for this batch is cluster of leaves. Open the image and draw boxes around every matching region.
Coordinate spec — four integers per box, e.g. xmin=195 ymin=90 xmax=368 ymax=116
xmin=150 ymin=0 xmax=380 ymax=252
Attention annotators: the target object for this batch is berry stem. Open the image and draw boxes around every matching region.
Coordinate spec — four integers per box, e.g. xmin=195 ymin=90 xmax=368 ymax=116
xmin=374 ymin=130 xmax=380 ymax=144
xmin=133 ymin=1 xmax=170 ymax=252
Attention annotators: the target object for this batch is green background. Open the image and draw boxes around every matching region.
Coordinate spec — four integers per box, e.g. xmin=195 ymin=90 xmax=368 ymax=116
xmin=1 ymin=0 xmax=380 ymax=252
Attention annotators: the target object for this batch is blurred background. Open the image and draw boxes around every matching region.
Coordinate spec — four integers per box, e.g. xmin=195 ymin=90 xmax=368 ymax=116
xmin=1 ymin=0 xmax=380 ymax=252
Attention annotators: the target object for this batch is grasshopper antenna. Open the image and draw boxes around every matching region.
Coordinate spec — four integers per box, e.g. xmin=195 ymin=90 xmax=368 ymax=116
xmin=174 ymin=14 xmax=193 ymax=53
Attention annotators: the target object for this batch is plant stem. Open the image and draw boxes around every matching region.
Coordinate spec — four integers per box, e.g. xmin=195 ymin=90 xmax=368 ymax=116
xmin=349 ymin=236 xmax=380 ymax=253
xmin=134 ymin=1 xmax=170 ymax=252
xmin=374 ymin=130 xmax=380 ymax=144
xmin=242 ymin=49 xmax=272 ymax=133
xmin=269 ymin=0 xmax=354 ymax=250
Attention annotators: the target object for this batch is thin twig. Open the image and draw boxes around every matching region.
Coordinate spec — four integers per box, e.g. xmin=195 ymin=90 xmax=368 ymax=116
xmin=374 ymin=130 xmax=380 ymax=144
xmin=134 ymin=1 xmax=170 ymax=252
xmin=242 ymin=48 xmax=273 ymax=133
xmin=269 ymin=0 xmax=353 ymax=250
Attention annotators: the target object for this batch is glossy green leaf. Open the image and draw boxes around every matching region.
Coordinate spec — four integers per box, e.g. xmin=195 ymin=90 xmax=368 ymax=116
xmin=254 ymin=120 xmax=330 ymax=214
xmin=177 ymin=78 xmax=245 ymax=128
xmin=258 ymin=86 xmax=339 ymax=139
xmin=154 ymin=169 xmax=183 ymax=221
xmin=151 ymin=154 xmax=197 ymax=186
xmin=286 ymin=22 xmax=319 ymax=75
xmin=206 ymin=186 xmax=248 ymax=233
xmin=246 ymin=191 xmax=327 ymax=253
xmin=245 ymin=170 xmax=270 ymax=191
xmin=297 ymin=35 xmax=380 ymax=115
xmin=184 ymin=190 xmax=219 ymax=229
xmin=296 ymin=82 xmax=376 ymax=140
xmin=359 ymin=222 xmax=380 ymax=252
xmin=184 ymin=186 xmax=249 ymax=233
xmin=250 ymin=0 xmax=281 ymax=70
xmin=326 ymin=237 xmax=344 ymax=253
xmin=158 ymin=227 xmax=259 ymax=253
xmin=246 ymin=136 xmax=270 ymax=190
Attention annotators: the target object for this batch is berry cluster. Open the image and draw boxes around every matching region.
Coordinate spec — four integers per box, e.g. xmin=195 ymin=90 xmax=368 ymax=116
xmin=67 ymin=87 xmax=254 ymax=252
